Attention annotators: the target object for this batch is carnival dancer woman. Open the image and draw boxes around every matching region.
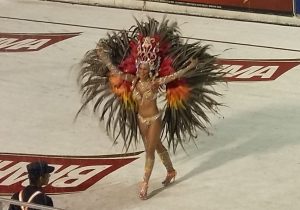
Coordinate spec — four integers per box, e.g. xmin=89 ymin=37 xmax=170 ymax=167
xmin=98 ymin=45 xmax=197 ymax=199
xmin=77 ymin=17 xmax=224 ymax=200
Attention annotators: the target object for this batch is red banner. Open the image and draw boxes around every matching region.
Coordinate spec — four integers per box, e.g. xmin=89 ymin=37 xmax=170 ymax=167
xmin=0 ymin=152 xmax=142 ymax=195
xmin=176 ymin=0 xmax=293 ymax=14
xmin=0 ymin=32 xmax=80 ymax=52
xmin=220 ymin=59 xmax=300 ymax=81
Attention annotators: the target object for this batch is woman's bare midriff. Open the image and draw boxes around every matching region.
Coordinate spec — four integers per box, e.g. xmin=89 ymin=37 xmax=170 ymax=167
xmin=137 ymin=100 xmax=160 ymax=118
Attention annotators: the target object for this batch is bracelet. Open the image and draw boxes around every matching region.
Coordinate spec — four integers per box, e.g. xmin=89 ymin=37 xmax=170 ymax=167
xmin=106 ymin=62 xmax=113 ymax=68
xmin=106 ymin=63 xmax=117 ymax=71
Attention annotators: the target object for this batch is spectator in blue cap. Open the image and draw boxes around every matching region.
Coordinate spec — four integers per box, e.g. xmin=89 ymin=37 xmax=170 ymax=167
xmin=8 ymin=160 xmax=55 ymax=210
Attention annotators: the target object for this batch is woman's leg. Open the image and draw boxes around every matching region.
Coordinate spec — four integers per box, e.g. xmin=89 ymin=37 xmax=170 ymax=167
xmin=137 ymin=120 xmax=152 ymax=199
xmin=143 ymin=119 xmax=162 ymax=181
xmin=156 ymin=142 xmax=176 ymax=186
xmin=138 ymin=120 xmax=153 ymax=182
xmin=138 ymin=118 xmax=162 ymax=199
xmin=156 ymin=142 xmax=175 ymax=172
xmin=138 ymin=120 xmax=149 ymax=148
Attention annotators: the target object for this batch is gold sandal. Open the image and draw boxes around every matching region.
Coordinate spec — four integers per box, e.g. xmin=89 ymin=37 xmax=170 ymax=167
xmin=139 ymin=181 xmax=149 ymax=200
xmin=162 ymin=170 xmax=177 ymax=186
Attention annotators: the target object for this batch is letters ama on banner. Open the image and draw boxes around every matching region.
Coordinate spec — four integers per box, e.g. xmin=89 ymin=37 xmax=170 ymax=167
xmin=219 ymin=59 xmax=300 ymax=81
xmin=0 ymin=33 xmax=80 ymax=52
xmin=0 ymin=152 xmax=142 ymax=195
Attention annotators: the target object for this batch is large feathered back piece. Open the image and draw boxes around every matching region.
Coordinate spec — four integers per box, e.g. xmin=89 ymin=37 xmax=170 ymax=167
xmin=77 ymin=17 xmax=225 ymax=153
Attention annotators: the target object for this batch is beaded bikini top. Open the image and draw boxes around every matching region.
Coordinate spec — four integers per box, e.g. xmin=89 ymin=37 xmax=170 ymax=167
xmin=132 ymin=80 xmax=157 ymax=102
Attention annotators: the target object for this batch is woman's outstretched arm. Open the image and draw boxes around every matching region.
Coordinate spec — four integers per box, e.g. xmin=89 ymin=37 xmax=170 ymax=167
xmin=156 ymin=59 xmax=197 ymax=85
xmin=97 ymin=46 xmax=136 ymax=82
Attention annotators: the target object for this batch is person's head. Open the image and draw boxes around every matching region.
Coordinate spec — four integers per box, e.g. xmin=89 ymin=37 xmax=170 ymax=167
xmin=27 ymin=161 xmax=55 ymax=187
xmin=137 ymin=62 xmax=151 ymax=80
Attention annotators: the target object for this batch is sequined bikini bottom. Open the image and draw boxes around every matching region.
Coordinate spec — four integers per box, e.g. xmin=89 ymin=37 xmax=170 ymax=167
xmin=138 ymin=112 xmax=162 ymax=126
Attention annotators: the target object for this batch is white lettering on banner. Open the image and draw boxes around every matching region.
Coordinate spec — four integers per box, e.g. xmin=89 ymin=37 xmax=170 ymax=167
xmin=0 ymin=38 xmax=18 ymax=48
xmin=223 ymin=65 xmax=262 ymax=77
xmin=0 ymin=38 xmax=51 ymax=50
xmin=0 ymin=153 xmax=142 ymax=194
xmin=240 ymin=66 xmax=279 ymax=79
xmin=0 ymin=160 xmax=12 ymax=169
xmin=51 ymin=165 xmax=110 ymax=188
xmin=0 ymin=162 xmax=110 ymax=188
xmin=222 ymin=65 xmax=278 ymax=79
xmin=47 ymin=165 xmax=79 ymax=185
xmin=222 ymin=65 xmax=245 ymax=76
xmin=0 ymin=161 xmax=28 ymax=185
xmin=21 ymin=164 xmax=80 ymax=186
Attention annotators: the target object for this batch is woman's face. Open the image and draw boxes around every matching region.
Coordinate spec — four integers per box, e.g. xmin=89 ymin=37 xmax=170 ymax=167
xmin=138 ymin=63 xmax=150 ymax=80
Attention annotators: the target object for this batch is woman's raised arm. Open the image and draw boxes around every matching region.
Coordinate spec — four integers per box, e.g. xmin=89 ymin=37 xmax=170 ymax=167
xmin=97 ymin=46 xmax=135 ymax=82
xmin=156 ymin=59 xmax=197 ymax=85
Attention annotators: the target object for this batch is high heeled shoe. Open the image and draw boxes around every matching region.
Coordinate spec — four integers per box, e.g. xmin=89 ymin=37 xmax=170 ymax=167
xmin=139 ymin=181 xmax=148 ymax=200
xmin=162 ymin=170 xmax=177 ymax=186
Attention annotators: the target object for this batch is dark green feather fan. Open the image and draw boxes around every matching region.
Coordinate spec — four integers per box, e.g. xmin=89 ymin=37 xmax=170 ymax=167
xmin=77 ymin=16 xmax=225 ymax=152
